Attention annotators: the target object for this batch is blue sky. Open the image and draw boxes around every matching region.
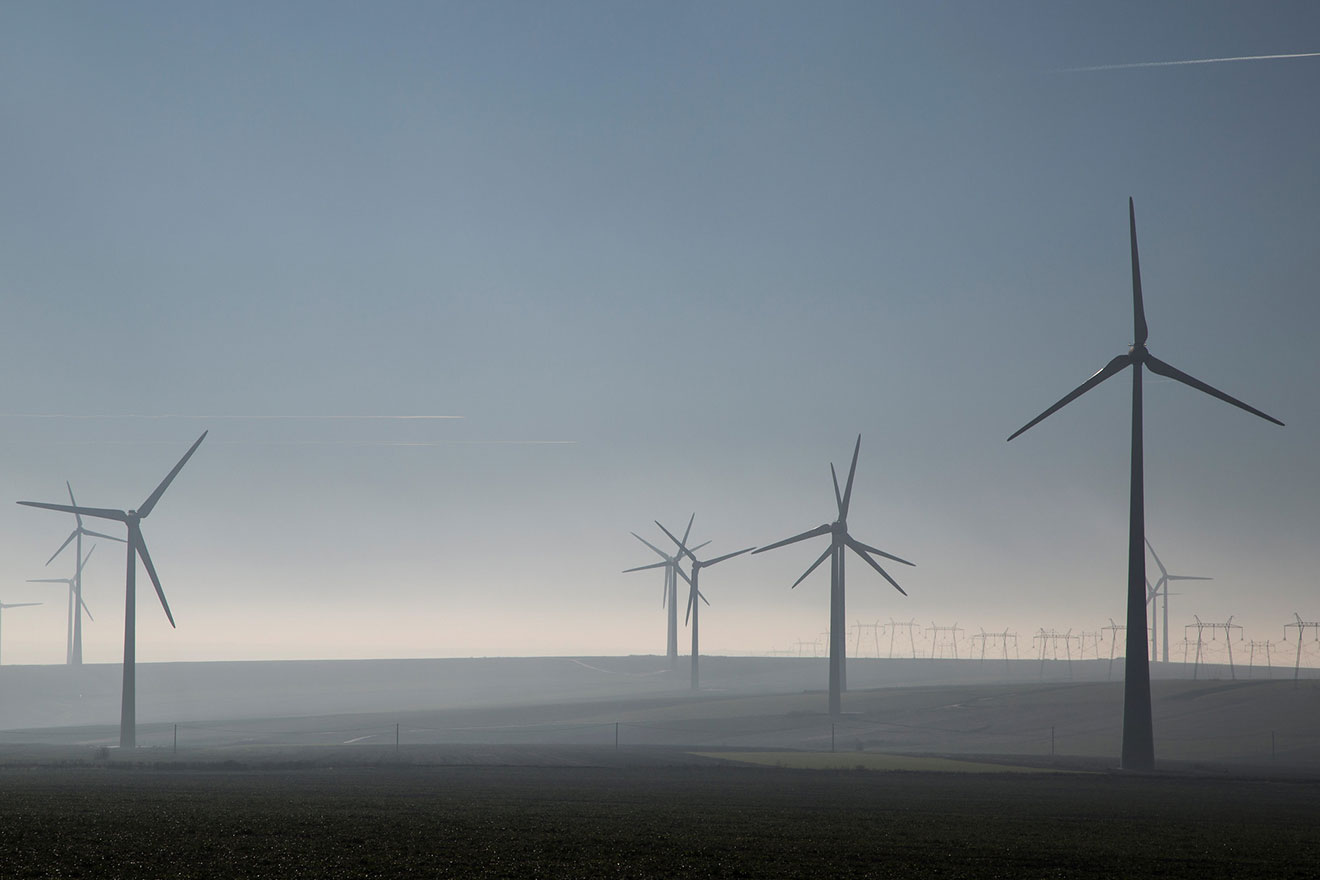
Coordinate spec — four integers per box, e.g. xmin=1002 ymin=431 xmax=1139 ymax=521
xmin=1 ymin=2 xmax=1317 ymax=664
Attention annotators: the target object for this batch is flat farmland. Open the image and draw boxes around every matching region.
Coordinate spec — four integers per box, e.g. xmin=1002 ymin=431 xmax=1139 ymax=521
xmin=1 ymin=755 xmax=1317 ymax=878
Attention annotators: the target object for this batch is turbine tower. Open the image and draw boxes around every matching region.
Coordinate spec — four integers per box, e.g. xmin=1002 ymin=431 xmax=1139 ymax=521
xmin=753 ymin=436 xmax=914 ymax=715
xmin=623 ymin=521 xmax=707 ymax=667
xmin=0 ymin=599 xmax=42 ymax=665
xmin=27 ymin=545 xmax=97 ymax=664
xmin=1146 ymin=538 xmax=1211 ymax=664
xmin=43 ymin=483 xmax=124 ymax=665
xmin=1008 ymin=199 xmax=1282 ymax=770
xmin=655 ymin=520 xmax=751 ymax=691
xmin=18 ymin=432 xmax=207 ymax=749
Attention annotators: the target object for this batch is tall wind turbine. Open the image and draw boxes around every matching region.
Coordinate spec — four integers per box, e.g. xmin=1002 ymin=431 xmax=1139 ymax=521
xmin=27 ymin=545 xmax=97 ymax=664
xmin=1146 ymin=538 xmax=1211 ymax=664
xmin=623 ymin=520 xmax=708 ymax=667
xmin=18 ymin=431 xmax=207 ymax=748
xmin=44 ymin=482 xmax=124 ymax=665
xmin=0 ymin=599 xmax=42 ymax=665
xmin=1007 ymin=199 xmax=1282 ymax=770
xmin=655 ymin=520 xmax=752 ymax=691
xmin=752 ymin=436 xmax=914 ymax=715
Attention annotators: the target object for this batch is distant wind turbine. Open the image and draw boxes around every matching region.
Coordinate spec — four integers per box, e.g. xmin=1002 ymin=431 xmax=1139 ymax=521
xmin=1008 ymin=199 xmax=1282 ymax=771
xmin=18 ymin=431 xmax=207 ymax=748
xmin=27 ymin=545 xmax=97 ymax=664
xmin=655 ymin=520 xmax=752 ymax=691
xmin=623 ymin=519 xmax=708 ymax=667
xmin=0 ymin=599 xmax=43 ymax=665
xmin=43 ymin=482 xmax=123 ymax=665
xmin=1146 ymin=539 xmax=1211 ymax=664
xmin=753 ymin=436 xmax=914 ymax=715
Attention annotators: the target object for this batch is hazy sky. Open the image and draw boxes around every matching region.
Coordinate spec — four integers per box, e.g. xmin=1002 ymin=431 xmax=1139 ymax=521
xmin=2 ymin=2 xmax=1317 ymax=665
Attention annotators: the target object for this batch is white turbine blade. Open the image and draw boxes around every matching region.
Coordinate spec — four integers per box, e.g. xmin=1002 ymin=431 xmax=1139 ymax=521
xmin=66 ymin=481 xmax=84 ymax=528
xmin=81 ymin=528 xmax=125 ymax=544
xmin=80 ymin=595 xmax=94 ymax=622
xmin=679 ymin=513 xmax=695 ymax=551
xmin=1145 ymin=355 xmax=1284 ymax=426
xmin=138 ymin=431 xmax=207 ymax=518
xmin=631 ymin=532 xmax=671 ymax=562
xmin=26 ymin=578 xmax=69 ymax=584
xmin=846 ymin=539 xmax=908 ymax=596
xmin=654 ymin=520 xmax=696 ymax=563
xmin=791 ymin=546 xmax=833 ymax=589
xmin=850 ymin=537 xmax=915 ymax=567
xmin=840 ymin=434 xmax=861 ymax=519
xmin=702 ymin=547 xmax=754 ymax=568
xmin=1145 ymin=538 xmax=1169 ymax=578
xmin=1007 ymin=354 xmax=1132 ymax=441
xmin=19 ymin=501 xmax=127 ymax=522
xmin=1168 ymin=575 xmax=1212 ymax=582
xmin=623 ymin=560 xmax=668 ymax=574
xmin=135 ymin=537 xmax=176 ymax=628
xmin=752 ymin=523 xmax=831 ymax=555
xmin=78 ymin=544 xmax=95 ymax=574
xmin=44 ymin=530 xmax=78 ymax=566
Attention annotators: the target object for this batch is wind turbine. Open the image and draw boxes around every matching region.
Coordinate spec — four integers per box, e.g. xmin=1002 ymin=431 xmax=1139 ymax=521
xmin=0 ymin=599 xmax=43 ymax=665
xmin=1007 ymin=199 xmax=1282 ymax=770
xmin=27 ymin=545 xmax=97 ymax=664
xmin=654 ymin=520 xmax=752 ymax=691
xmin=623 ymin=520 xmax=708 ymax=667
xmin=752 ymin=436 xmax=914 ymax=715
xmin=43 ymin=482 xmax=124 ymax=665
xmin=1146 ymin=538 xmax=1211 ymax=664
xmin=18 ymin=431 xmax=207 ymax=748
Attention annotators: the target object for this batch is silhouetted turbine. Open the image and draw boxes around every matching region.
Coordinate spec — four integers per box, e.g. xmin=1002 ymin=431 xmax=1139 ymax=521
xmin=655 ymin=520 xmax=752 ymax=691
xmin=1146 ymin=539 xmax=1211 ymax=664
xmin=0 ymin=599 xmax=42 ymax=665
xmin=28 ymin=545 xmax=97 ymax=664
xmin=752 ymin=435 xmax=914 ymax=715
xmin=623 ymin=518 xmax=708 ymax=667
xmin=18 ymin=432 xmax=207 ymax=748
xmin=1008 ymin=199 xmax=1282 ymax=771
xmin=44 ymin=482 xmax=123 ymax=665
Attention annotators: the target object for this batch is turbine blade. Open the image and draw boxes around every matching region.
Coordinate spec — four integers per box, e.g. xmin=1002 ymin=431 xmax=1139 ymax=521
xmin=138 ymin=431 xmax=207 ymax=518
xmin=849 ymin=537 xmax=915 ymax=567
xmin=81 ymin=528 xmax=125 ymax=544
xmin=752 ymin=523 xmax=831 ymax=555
xmin=44 ymin=531 xmax=77 ymax=566
xmin=1145 ymin=538 xmax=1168 ymax=578
xmin=80 ymin=596 xmax=94 ymax=622
xmin=623 ymin=560 xmax=668 ymax=574
xmin=1145 ymin=355 xmax=1284 ymax=426
xmin=5 ymin=602 xmax=42 ymax=609
xmin=1167 ymin=575 xmax=1213 ymax=582
xmin=655 ymin=521 xmax=695 ymax=562
xmin=77 ymin=545 xmax=95 ymax=574
xmin=1130 ymin=198 xmax=1148 ymax=346
xmin=1146 ymin=577 xmax=1162 ymax=603
xmin=847 ymin=543 xmax=908 ymax=596
xmin=26 ymin=578 xmax=68 ymax=584
xmin=67 ymin=481 xmax=84 ymax=527
xmin=684 ymin=586 xmax=694 ymax=625
xmin=675 ymin=566 xmax=692 ymax=586
xmin=699 ymin=590 xmax=710 ymax=607
xmin=19 ymin=501 xmax=127 ymax=522
xmin=135 ymin=537 xmax=176 ymax=628
xmin=691 ymin=540 xmax=711 ymax=553
xmin=679 ymin=513 xmax=695 ymax=552
xmin=791 ymin=546 xmax=833 ymax=589
xmin=1006 ymin=354 xmax=1132 ymax=441
xmin=831 ymin=463 xmax=843 ymax=516
xmin=631 ymin=532 xmax=670 ymax=561
xmin=841 ymin=435 xmax=861 ymax=518
xmin=703 ymin=547 xmax=754 ymax=568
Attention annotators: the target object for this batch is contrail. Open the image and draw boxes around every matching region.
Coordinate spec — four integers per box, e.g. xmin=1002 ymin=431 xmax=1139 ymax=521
xmin=1065 ymin=51 xmax=1320 ymax=72
xmin=0 ymin=413 xmax=462 ymax=420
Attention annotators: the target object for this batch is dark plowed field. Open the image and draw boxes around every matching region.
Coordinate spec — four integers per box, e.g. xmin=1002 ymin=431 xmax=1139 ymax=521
xmin=1 ymin=758 xmax=1316 ymax=878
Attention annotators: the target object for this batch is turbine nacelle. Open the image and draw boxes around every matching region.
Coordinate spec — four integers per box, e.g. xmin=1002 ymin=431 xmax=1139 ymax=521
xmin=1128 ymin=344 xmax=1147 ymax=363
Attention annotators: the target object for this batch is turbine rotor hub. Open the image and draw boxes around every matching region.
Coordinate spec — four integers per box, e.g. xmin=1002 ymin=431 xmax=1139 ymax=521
xmin=1128 ymin=343 xmax=1148 ymax=363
